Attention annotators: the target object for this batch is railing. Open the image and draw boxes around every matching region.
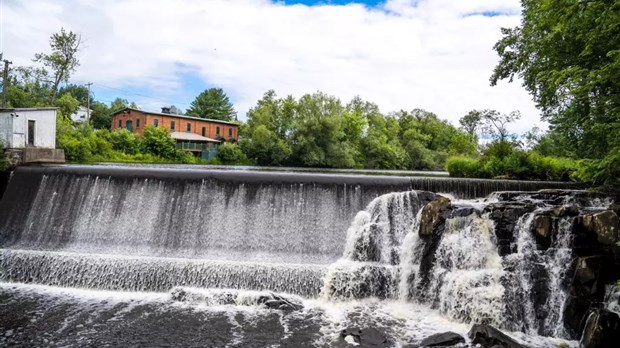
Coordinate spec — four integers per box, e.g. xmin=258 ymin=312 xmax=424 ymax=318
xmin=176 ymin=142 xmax=209 ymax=151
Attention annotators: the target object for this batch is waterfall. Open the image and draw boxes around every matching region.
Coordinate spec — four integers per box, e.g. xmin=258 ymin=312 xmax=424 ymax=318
xmin=0 ymin=165 xmax=601 ymax=346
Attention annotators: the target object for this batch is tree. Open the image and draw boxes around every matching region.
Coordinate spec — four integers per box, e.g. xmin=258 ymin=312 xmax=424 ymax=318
xmin=491 ymin=1 xmax=620 ymax=161
xmin=5 ymin=66 xmax=52 ymax=108
xmin=54 ymin=93 xmax=80 ymax=118
xmin=169 ymin=105 xmax=182 ymax=115
xmin=186 ymin=88 xmax=236 ymax=121
xmin=90 ymin=101 xmax=112 ymax=129
xmin=477 ymin=109 xmax=521 ymax=142
xmin=58 ymin=84 xmax=90 ymax=106
xmin=460 ymin=110 xmax=482 ymax=138
xmin=34 ymin=28 xmax=81 ymax=103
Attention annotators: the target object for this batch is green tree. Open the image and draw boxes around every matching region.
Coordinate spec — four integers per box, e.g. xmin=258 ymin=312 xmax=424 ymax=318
xmin=460 ymin=110 xmax=482 ymax=138
xmin=491 ymin=0 xmax=620 ymax=185
xmin=5 ymin=66 xmax=52 ymax=108
xmin=54 ymin=93 xmax=80 ymax=118
xmin=186 ymin=88 xmax=236 ymax=121
xmin=291 ymin=92 xmax=356 ymax=168
xmin=90 ymin=101 xmax=112 ymax=129
xmin=58 ymin=84 xmax=90 ymax=106
xmin=140 ymin=126 xmax=179 ymax=160
xmin=34 ymin=28 xmax=81 ymax=103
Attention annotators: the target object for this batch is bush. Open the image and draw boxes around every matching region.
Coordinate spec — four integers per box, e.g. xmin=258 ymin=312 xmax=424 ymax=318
xmin=217 ymin=143 xmax=247 ymax=164
xmin=446 ymin=157 xmax=482 ymax=178
xmin=446 ymin=151 xmax=578 ymax=181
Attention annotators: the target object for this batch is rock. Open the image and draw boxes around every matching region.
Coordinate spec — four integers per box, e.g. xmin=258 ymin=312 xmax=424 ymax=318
xmin=484 ymin=203 xmax=536 ymax=255
xmin=258 ymin=292 xmax=303 ymax=311
xmin=563 ymin=256 xmax=606 ymax=338
xmin=419 ymin=196 xmax=451 ymax=237
xmin=581 ymin=210 xmax=619 ymax=245
xmin=532 ymin=214 xmax=553 ymax=250
xmin=419 ymin=331 xmax=465 ymax=347
xmin=339 ymin=327 xmax=387 ymax=347
xmin=580 ymin=309 xmax=620 ymax=348
xmin=552 ymin=205 xmax=580 ymax=217
xmin=468 ymin=324 xmax=523 ymax=348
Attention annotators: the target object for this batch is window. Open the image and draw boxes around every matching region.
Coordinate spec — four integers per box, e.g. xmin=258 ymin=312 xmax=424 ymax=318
xmin=186 ymin=123 xmax=191 ymax=132
xmin=118 ymin=119 xmax=122 ymax=128
xmin=202 ymin=127 xmax=206 ymax=137
xmin=229 ymin=128 xmax=233 ymax=137
xmin=154 ymin=119 xmax=159 ymax=127
xmin=80 ymin=115 xmax=85 ymax=119
xmin=136 ymin=119 xmax=140 ymax=129
xmin=216 ymin=126 xmax=220 ymax=135
xmin=28 ymin=120 xmax=35 ymax=146
xmin=171 ymin=121 xmax=175 ymax=130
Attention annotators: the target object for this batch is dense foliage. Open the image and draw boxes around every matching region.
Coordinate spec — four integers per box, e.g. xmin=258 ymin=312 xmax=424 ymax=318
xmin=240 ymin=91 xmax=477 ymax=170
xmin=491 ymin=0 xmax=620 ymax=187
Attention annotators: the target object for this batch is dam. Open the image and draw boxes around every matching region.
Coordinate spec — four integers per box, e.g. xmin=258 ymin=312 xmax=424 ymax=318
xmin=0 ymin=165 xmax=617 ymax=347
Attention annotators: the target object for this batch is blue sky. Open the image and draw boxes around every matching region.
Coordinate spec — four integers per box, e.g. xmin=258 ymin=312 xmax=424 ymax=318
xmin=4 ymin=0 xmax=540 ymax=133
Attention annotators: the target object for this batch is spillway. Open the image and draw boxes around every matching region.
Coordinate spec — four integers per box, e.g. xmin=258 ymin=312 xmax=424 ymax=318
xmin=0 ymin=165 xmax=614 ymax=347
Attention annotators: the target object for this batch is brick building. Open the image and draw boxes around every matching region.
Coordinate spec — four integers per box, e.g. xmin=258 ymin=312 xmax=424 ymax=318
xmin=111 ymin=107 xmax=239 ymax=159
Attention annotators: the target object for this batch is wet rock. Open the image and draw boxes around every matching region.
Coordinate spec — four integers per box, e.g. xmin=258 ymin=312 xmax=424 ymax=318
xmin=258 ymin=293 xmax=303 ymax=311
xmin=419 ymin=196 xmax=451 ymax=237
xmin=468 ymin=324 xmax=523 ymax=348
xmin=580 ymin=210 xmax=619 ymax=246
xmin=339 ymin=327 xmax=387 ymax=347
xmin=580 ymin=309 xmax=620 ymax=348
xmin=563 ymin=256 xmax=606 ymax=338
xmin=419 ymin=331 xmax=465 ymax=347
xmin=532 ymin=214 xmax=554 ymax=250
xmin=340 ymin=327 xmax=388 ymax=347
xmin=552 ymin=205 xmax=579 ymax=217
xmin=484 ymin=203 xmax=536 ymax=255
xmin=170 ymin=287 xmax=188 ymax=301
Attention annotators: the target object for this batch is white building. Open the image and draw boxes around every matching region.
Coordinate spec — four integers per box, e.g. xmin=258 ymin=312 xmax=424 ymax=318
xmin=0 ymin=108 xmax=58 ymax=149
xmin=71 ymin=106 xmax=91 ymax=123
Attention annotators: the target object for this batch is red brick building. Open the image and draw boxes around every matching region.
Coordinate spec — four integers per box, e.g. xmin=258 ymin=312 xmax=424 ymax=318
xmin=112 ymin=107 xmax=238 ymax=140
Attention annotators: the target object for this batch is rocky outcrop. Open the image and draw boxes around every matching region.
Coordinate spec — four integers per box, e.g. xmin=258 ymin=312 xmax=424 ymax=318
xmin=484 ymin=203 xmax=536 ymax=255
xmin=532 ymin=214 xmax=554 ymax=250
xmin=339 ymin=327 xmax=388 ymax=347
xmin=419 ymin=196 xmax=451 ymax=237
xmin=419 ymin=331 xmax=465 ymax=347
xmin=468 ymin=324 xmax=523 ymax=348
xmin=563 ymin=256 xmax=606 ymax=337
xmin=580 ymin=309 xmax=620 ymax=348
xmin=580 ymin=210 xmax=619 ymax=246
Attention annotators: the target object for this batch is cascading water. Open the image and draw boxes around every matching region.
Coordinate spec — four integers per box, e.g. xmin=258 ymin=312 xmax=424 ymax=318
xmin=0 ymin=165 xmax=610 ymax=347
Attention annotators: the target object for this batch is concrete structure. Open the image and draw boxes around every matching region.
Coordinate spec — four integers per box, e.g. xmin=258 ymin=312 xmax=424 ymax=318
xmin=0 ymin=108 xmax=65 ymax=164
xmin=71 ymin=106 xmax=92 ymax=123
xmin=111 ymin=107 xmax=239 ymax=159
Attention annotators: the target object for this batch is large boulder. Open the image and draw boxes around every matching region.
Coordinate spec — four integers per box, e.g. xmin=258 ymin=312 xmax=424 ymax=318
xmin=580 ymin=210 xmax=619 ymax=246
xmin=532 ymin=214 xmax=554 ymax=250
xmin=563 ymin=256 xmax=606 ymax=337
xmin=468 ymin=324 xmax=523 ymax=348
xmin=419 ymin=196 xmax=451 ymax=237
xmin=580 ymin=309 xmax=620 ymax=348
xmin=419 ymin=331 xmax=465 ymax=347
xmin=552 ymin=204 xmax=580 ymax=217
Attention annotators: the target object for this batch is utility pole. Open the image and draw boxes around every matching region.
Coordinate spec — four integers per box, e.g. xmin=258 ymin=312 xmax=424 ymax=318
xmin=1 ymin=53 xmax=12 ymax=109
xmin=85 ymin=82 xmax=92 ymax=120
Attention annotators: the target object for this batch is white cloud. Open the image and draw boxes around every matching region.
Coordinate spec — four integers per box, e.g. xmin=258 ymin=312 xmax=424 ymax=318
xmin=2 ymin=0 xmax=542 ymax=133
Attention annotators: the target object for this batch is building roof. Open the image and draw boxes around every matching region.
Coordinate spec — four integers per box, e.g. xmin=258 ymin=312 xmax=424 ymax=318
xmin=0 ymin=107 xmax=59 ymax=112
xmin=170 ymin=131 xmax=220 ymax=143
xmin=112 ymin=107 xmax=239 ymax=126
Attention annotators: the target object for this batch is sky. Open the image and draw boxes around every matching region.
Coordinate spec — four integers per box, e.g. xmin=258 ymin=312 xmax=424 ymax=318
xmin=1 ymin=0 xmax=540 ymax=133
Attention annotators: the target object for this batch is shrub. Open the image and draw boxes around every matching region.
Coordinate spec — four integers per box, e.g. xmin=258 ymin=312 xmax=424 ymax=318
xmin=217 ymin=143 xmax=247 ymax=164
xmin=446 ymin=157 xmax=481 ymax=178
